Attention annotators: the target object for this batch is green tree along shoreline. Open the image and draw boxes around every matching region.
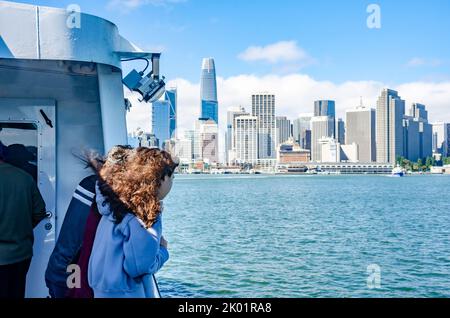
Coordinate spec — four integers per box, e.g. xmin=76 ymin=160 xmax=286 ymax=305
xmin=396 ymin=156 xmax=450 ymax=172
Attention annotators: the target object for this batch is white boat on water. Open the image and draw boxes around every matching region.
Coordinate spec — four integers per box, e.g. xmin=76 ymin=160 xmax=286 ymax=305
xmin=391 ymin=165 xmax=405 ymax=177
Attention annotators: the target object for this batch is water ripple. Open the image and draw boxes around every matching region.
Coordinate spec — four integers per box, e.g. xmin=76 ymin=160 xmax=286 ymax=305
xmin=158 ymin=175 xmax=450 ymax=298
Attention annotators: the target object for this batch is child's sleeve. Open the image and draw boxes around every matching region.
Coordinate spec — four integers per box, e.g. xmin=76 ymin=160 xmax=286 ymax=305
xmin=122 ymin=217 xmax=169 ymax=278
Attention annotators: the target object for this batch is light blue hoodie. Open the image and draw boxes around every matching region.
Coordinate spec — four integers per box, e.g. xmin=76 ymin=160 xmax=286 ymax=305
xmin=88 ymin=184 xmax=169 ymax=298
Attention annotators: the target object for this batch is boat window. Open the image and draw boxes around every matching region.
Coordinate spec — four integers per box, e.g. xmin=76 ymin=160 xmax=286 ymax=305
xmin=0 ymin=122 xmax=38 ymax=182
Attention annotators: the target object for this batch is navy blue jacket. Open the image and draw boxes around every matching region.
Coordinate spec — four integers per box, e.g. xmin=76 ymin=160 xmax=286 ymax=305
xmin=45 ymin=175 xmax=97 ymax=288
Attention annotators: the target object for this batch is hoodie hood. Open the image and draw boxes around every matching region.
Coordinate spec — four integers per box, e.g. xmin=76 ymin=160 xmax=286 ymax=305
xmin=95 ymin=182 xmax=114 ymax=219
xmin=88 ymin=185 xmax=169 ymax=298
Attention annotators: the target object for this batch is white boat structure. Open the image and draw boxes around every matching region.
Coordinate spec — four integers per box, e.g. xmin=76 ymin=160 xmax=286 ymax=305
xmin=0 ymin=1 xmax=165 ymax=297
xmin=391 ymin=165 xmax=406 ymax=177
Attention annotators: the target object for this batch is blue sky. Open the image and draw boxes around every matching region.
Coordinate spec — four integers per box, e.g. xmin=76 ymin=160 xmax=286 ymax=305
xmin=10 ymin=0 xmax=450 ymax=138
xmin=16 ymin=0 xmax=450 ymax=84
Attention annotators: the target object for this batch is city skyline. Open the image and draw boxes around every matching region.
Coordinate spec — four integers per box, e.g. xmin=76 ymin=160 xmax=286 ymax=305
xmin=183 ymin=84 xmax=444 ymax=166
xmin=138 ymin=65 xmax=449 ymax=165
xmin=103 ymin=0 xmax=450 ymax=164
xmin=125 ymin=62 xmax=450 ymax=164
xmin=135 ymin=63 xmax=449 ymax=166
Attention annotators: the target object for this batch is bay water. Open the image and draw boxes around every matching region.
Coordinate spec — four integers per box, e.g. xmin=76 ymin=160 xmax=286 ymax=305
xmin=158 ymin=174 xmax=450 ymax=297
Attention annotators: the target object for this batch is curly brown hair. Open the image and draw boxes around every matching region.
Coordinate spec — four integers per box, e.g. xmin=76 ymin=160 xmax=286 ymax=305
xmin=88 ymin=147 xmax=178 ymax=228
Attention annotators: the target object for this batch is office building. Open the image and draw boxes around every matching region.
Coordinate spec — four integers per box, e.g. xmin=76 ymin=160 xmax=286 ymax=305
xmin=346 ymin=105 xmax=376 ymax=162
xmin=292 ymin=114 xmax=312 ymax=150
xmin=166 ymin=88 xmax=177 ymax=140
xmin=234 ymin=115 xmax=258 ymax=165
xmin=403 ymin=116 xmax=421 ymax=161
xmin=252 ymin=93 xmax=276 ymax=159
xmin=311 ymin=116 xmax=334 ymax=162
xmin=319 ymin=137 xmax=340 ymax=163
xmin=152 ymin=100 xmax=170 ymax=148
xmin=319 ymin=137 xmax=358 ymax=163
xmin=127 ymin=132 xmax=159 ymax=148
xmin=314 ymin=100 xmax=336 ymax=137
xmin=152 ymin=90 xmax=177 ymax=148
xmin=432 ymin=122 xmax=450 ymax=157
xmin=226 ymin=106 xmax=248 ymax=164
xmin=336 ymin=118 xmax=345 ymax=144
xmin=200 ymin=58 xmax=218 ymax=123
xmin=314 ymin=100 xmax=336 ymax=117
xmin=276 ymin=116 xmax=291 ymax=147
xmin=410 ymin=103 xmax=427 ymax=120
xmin=175 ymin=137 xmax=193 ymax=164
xmin=196 ymin=118 xmax=219 ymax=164
xmin=403 ymin=103 xmax=432 ymax=161
xmin=376 ymin=89 xmax=405 ymax=163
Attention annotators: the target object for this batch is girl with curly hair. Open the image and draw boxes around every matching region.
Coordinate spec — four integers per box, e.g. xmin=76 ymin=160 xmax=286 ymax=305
xmin=87 ymin=147 xmax=178 ymax=298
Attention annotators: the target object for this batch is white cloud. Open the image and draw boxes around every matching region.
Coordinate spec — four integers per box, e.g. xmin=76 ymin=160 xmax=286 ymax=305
xmin=126 ymin=73 xmax=450 ymax=159
xmin=238 ymin=41 xmax=313 ymax=65
xmin=396 ymin=81 xmax=450 ymax=123
xmin=406 ymin=57 xmax=443 ymax=67
xmin=108 ymin=0 xmax=186 ymax=10
xmin=124 ymin=89 xmax=153 ymax=133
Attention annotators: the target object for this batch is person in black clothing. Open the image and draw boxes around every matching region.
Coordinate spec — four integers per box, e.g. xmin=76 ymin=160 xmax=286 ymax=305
xmin=5 ymin=144 xmax=37 ymax=181
xmin=0 ymin=142 xmax=47 ymax=298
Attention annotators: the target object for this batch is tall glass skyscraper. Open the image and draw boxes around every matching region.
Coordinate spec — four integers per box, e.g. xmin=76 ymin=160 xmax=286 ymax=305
xmin=152 ymin=89 xmax=177 ymax=148
xmin=336 ymin=118 xmax=345 ymax=144
xmin=166 ymin=88 xmax=177 ymax=139
xmin=200 ymin=58 xmax=218 ymax=123
xmin=314 ymin=100 xmax=336 ymax=117
xmin=314 ymin=100 xmax=336 ymax=138
xmin=152 ymin=100 xmax=169 ymax=148
xmin=403 ymin=103 xmax=432 ymax=161
xmin=293 ymin=114 xmax=312 ymax=150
